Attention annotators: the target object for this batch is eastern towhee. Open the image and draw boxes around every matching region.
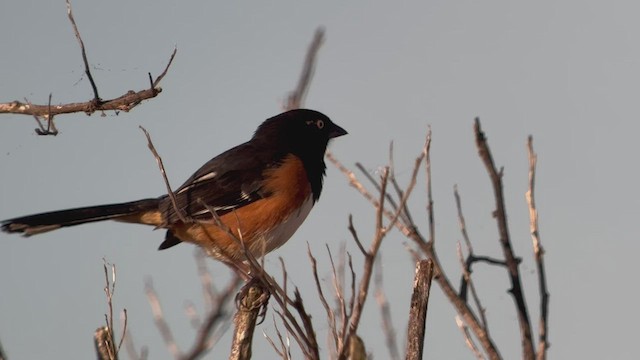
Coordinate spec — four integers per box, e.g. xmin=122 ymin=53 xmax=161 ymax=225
xmin=1 ymin=109 xmax=347 ymax=275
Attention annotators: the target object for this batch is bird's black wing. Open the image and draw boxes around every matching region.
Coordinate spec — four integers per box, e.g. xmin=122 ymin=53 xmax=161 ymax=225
xmin=159 ymin=141 xmax=280 ymax=224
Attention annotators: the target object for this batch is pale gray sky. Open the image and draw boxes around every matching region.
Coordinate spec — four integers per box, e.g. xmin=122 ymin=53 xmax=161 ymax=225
xmin=2 ymin=1 xmax=638 ymax=359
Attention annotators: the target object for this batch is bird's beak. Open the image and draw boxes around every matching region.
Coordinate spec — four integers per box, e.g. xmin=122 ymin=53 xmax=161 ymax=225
xmin=329 ymin=123 xmax=348 ymax=139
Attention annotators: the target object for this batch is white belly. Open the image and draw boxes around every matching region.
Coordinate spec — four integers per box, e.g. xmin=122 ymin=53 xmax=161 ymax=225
xmin=250 ymin=196 xmax=314 ymax=257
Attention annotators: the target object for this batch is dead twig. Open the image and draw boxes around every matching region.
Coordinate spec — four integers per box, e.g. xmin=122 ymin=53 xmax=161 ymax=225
xmin=229 ymin=283 xmax=267 ymax=360
xmin=31 ymin=93 xmax=58 ymax=135
xmin=454 ymin=186 xmax=489 ymax=329
xmin=474 ymin=118 xmax=535 ymax=359
xmin=455 ymin=316 xmax=485 ymax=360
xmin=308 ymin=244 xmax=340 ymax=353
xmin=405 ymin=259 xmax=434 ymax=360
xmin=329 ymin=128 xmax=502 ymax=360
xmin=145 ymin=279 xmax=181 ymax=358
xmin=1 ymin=0 xmax=177 ymax=131
xmin=526 ymin=136 xmax=550 ymax=360
xmin=182 ymin=274 xmax=242 ymax=360
xmin=285 ymin=27 xmax=325 ymax=110
xmin=95 ymin=260 xmax=126 ymax=360
xmin=139 ymin=126 xmax=187 ymax=223
xmin=374 ymin=259 xmax=400 ymax=360
xmin=94 ymin=326 xmax=117 ymax=360
xmin=66 ymin=0 xmax=100 ymax=103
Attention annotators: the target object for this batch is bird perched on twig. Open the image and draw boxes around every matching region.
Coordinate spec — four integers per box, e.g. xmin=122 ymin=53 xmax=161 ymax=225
xmin=2 ymin=109 xmax=347 ymax=277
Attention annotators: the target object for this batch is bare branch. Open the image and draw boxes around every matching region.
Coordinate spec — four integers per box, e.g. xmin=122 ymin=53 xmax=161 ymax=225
xmin=347 ymin=215 xmax=367 ymax=256
xmin=474 ymin=118 xmax=535 ymax=359
xmin=117 ymin=309 xmax=128 ymax=355
xmin=2 ymin=44 xmax=174 ymax=120
xmin=526 ymin=136 xmax=550 ymax=360
xmin=95 ymin=260 xmax=124 ymax=360
xmin=194 ymin=249 xmax=216 ymax=311
xmin=0 ymin=85 xmax=166 ymax=117
xmin=229 ymin=283 xmax=266 ymax=360
xmin=264 ymin=316 xmax=291 ymax=359
xmin=124 ymin=331 xmax=148 ymax=360
xmin=456 ymin=243 xmax=488 ymax=330
xmin=405 ymin=259 xmax=434 ymax=360
xmin=374 ymin=259 xmax=400 ymax=360
xmin=153 ymin=47 xmax=178 ymax=88
xmin=424 ymin=128 xmax=435 ymax=244
xmin=145 ymin=279 xmax=181 ymax=358
xmin=139 ymin=126 xmax=187 ymax=223
xmin=455 ymin=316 xmax=485 ymax=360
xmin=336 ymin=167 xmax=389 ymax=360
xmin=285 ymin=27 xmax=325 ymax=110
xmin=454 ymin=187 xmax=489 ymax=329
xmin=32 ymin=93 xmax=58 ymax=135
xmin=94 ymin=326 xmax=117 ymax=360
xmin=182 ymin=274 xmax=242 ymax=360
xmin=329 ymin=129 xmax=503 ymax=360
xmin=66 ymin=0 xmax=100 ymax=102
xmin=308 ymin=244 xmax=339 ymax=351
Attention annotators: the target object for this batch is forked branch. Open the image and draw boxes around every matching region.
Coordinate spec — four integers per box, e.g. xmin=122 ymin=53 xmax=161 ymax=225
xmin=0 ymin=0 xmax=177 ymax=135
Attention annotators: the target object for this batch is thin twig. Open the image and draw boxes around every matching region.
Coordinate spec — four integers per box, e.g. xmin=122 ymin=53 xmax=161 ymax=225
xmin=66 ymin=0 xmax=100 ymax=102
xmin=139 ymin=126 xmax=187 ymax=223
xmin=145 ymin=278 xmax=181 ymax=358
xmin=424 ymin=128 xmax=435 ymax=244
xmin=32 ymin=94 xmax=59 ymax=135
xmin=195 ymin=249 xmax=216 ymax=311
xmin=374 ymin=259 xmax=400 ymax=360
xmin=183 ymin=274 xmax=242 ymax=360
xmin=285 ymin=27 xmax=325 ymax=110
xmin=264 ymin=316 xmax=290 ymax=359
xmin=124 ymin=330 xmax=149 ymax=360
xmin=456 ymin=243 xmax=488 ymax=331
xmin=454 ymin=186 xmax=489 ymax=329
xmin=117 ymin=309 xmax=128 ymax=355
xmin=347 ymin=215 xmax=367 ymax=256
xmin=308 ymin=244 xmax=339 ymax=352
xmin=455 ymin=316 xmax=485 ymax=360
xmin=474 ymin=118 xmax=535 ymax=359
xmin=153 ymin=47 xmax=177 ymax=87
xmin=326 ymin=245 xmax=348 ymax=350
xmin=526 ymin=136 xmax=550 ymax=360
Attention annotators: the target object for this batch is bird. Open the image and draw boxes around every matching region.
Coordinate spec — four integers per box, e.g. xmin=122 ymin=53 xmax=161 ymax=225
xmin=1 ymin=109 xmax=347 ymax=277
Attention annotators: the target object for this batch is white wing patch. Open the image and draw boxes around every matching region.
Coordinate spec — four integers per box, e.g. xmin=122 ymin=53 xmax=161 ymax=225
xmin=177 ymin=171 xmax=217 ymax=195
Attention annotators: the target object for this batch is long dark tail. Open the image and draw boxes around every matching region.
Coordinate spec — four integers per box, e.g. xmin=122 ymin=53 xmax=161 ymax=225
xmin=1 ymin=198 xmax=160 ymax=236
